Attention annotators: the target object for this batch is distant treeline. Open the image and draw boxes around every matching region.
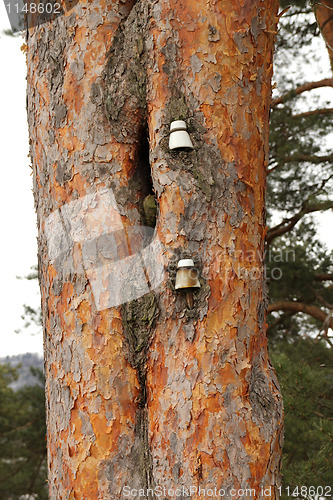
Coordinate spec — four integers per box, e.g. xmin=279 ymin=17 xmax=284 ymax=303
xmin=0 ymin=352 xmax=43 ymax=390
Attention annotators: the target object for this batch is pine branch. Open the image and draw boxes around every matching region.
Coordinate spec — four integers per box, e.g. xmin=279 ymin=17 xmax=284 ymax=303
xmin=281 ymin=153 xmax=333 ymax=164
xmin=291 ymin=107 xmax=333 ymax=118
xmin=314 ymin=273 xmax=333 ymax=281
xmin=266 ymin=201 xmax=333 ymax=244
xmin=267 ymin=153 xmax=333 ymax=175
xmin=271 ymin=78 xmax=333 ymax=107
xmin=267 ymin=301 xmax=333 ymax=329
xmin=0 ymin=420 xmax=35 ymax=437
xmin=307 ymin=284 xmax=333 ymax=309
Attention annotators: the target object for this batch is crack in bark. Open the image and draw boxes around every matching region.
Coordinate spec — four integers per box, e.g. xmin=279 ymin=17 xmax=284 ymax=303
xmin=103 ymin=0 xmax=157 ymax=223
xmin=102 ymin=3 xmax=159 ymax=491
xmin=135 ymin=408 xmax=154 ymax=495
xmin=121 ymin=292 xmax=159 ymax=493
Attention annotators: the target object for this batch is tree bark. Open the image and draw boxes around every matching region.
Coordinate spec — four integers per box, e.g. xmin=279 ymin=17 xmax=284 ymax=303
xmin=314 ymin=0 xmax=333 ymax=73
xmin=27 ymin=0 xmax=283 ymax=498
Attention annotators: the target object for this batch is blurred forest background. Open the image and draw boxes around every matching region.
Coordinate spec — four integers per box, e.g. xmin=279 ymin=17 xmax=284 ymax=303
xmin=0 ymin=0 xmax=332 ymax=498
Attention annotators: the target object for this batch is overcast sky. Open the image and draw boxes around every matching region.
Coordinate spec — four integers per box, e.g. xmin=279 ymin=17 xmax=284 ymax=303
xmin=0 ymin=4 xmax=332 ymax=358
xmin=0 ymin=5 xmax=42 ymax=357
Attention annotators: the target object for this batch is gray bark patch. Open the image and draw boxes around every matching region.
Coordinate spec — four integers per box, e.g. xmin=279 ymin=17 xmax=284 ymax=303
xmin=121 ymin=291 xmax=159 ymax=490
xmin=208 ymin=25 xmax=220 ymax=42
xmin=249 ymin=361 xmax=277 ymax=424
xmin=54 ymin=103 xmax=67 ymax=128
xmin=56 ymin=161 xmax=73 ymax=186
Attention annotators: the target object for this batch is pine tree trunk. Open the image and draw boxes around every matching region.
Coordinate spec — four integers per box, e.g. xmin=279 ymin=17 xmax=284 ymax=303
xmin=315 ymin=0 xmax=333 ymax=73
xmin=27 ymin=1 xmax=283 ymax=498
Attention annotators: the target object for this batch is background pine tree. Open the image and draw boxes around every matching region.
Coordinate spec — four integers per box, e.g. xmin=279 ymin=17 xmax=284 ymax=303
xmin=267 ymin=1 xmax=333 ymax=495
xmin=0 ymin=365 xmax=47 ymax=499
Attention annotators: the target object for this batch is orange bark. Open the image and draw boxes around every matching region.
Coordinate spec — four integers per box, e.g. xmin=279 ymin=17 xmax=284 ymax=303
xmin=27 ymin=0 xmax=283 ymax=498
xmin=146 ymin=0 xmax=282 ymax=494
xmin=314 ymin=0 xmax=333 ymax=72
